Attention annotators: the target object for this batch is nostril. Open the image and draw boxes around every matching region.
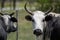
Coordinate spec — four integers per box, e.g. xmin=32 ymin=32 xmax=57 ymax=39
xmin=33 ymin=29 xmax=42 ymax=36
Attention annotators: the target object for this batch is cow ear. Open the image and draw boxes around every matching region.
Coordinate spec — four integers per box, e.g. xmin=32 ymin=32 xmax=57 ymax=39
xmin=10 ymin=17 xmax=17 ymax=22
xmin=25 ymin=15 xmax=32 ymax=21
xmin=45 ymin=15 xmax=53 ymax=21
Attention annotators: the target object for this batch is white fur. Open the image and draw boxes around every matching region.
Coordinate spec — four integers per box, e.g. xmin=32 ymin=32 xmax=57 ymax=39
xmin=2 ymin=15 xmax=16 ymax=28
xmin=2 ymin=15 xmax=11 ymax=26
xmin=32 ymin=11 xmax=45 ymax=32
xmin=14 ymin=23 xmax=16 ymax=28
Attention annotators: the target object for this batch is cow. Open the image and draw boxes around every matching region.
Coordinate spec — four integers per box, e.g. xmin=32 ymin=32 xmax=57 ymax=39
xmin=24 ymin=2 xmax=60 ymax=40
xmin=0 ymin=12 xmax=17 ymax=40
xmin=24 ymin=2 xmax=54 ymax=40
xmin=45 ymin=16 xmax=60 ymax=40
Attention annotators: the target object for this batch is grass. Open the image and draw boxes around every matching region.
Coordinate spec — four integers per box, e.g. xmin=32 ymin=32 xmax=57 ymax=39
xmin=7 ymin=10 xmax=35 ymax=40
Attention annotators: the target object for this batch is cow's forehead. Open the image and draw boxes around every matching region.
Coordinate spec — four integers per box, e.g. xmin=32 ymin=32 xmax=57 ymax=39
xmin=2 ymin=15 xmax=11 ymax=18
xmin=33 ymin=11 xmax=45 ymax=15
xmin=32 ymin=11 xmax=45 ymax=19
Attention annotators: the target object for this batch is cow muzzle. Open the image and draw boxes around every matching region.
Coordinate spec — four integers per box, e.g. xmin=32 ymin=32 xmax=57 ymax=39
xmin=33 ymin=29 xmax=42 ymax=36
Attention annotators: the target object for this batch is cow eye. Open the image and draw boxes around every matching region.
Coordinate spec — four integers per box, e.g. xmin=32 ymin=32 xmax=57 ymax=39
xmin=42 ymin=19 xmax=45 ymax=22
xmin=32 ymin=19 xmax=34 ymax=22
xmin=32 ymin=18 xmax=35 ymax=22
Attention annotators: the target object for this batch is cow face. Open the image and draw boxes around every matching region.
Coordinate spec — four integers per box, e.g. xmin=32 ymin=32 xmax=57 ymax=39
xmin=24 ymin=2 xmax=53 ymax=36
xmin=0 ymin=12 xmax=17 ymax=33
xmin=25 ymin=11 xmax=46 ymax=36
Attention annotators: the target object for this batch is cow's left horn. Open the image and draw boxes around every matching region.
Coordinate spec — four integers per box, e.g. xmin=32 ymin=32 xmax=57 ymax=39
xmin=10 ymin=12 xmax=14 ymax=16
xmin=45 ymin=6 xmax=53 ymax=15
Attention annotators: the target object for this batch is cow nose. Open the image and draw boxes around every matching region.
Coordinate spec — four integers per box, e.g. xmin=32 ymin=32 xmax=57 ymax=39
xmin=33 ymin=29 xmax=42 ymax=36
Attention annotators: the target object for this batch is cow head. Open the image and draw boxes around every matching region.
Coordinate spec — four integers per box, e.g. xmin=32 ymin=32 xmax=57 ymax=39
xmin=0 ymin=12 xmax=17 ymax=33
xmin=24 ymin=3 xmax=53 ymax=36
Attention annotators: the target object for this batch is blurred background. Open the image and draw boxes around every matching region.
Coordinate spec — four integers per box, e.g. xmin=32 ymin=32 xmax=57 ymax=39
xmin=0 ymin=0 xmax=60 ymax=40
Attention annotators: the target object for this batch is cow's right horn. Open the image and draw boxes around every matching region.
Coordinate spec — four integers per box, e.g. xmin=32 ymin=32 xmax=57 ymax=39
xmin=24 ymin=2 xmax=33 ymax=15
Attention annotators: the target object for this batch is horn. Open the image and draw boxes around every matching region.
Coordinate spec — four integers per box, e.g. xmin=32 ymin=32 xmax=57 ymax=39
xmin=45 ymin=6 xmax=53 ymax=15
xmin=0 ymin=12 xmax=3 ymax=15
xmin=24 ymin=2 xmax=33 ymax=15
xmin=10 ymin=12 xmax=14 ymax=16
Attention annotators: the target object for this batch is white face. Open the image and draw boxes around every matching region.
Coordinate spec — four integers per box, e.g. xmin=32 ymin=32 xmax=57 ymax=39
xmin=2 ymin=15 xmax=11 ymax=26
xmin=2 ymin=15 xmax=16 ymax=28
xmin=32 ymin=11 xmax=45 ymax=32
